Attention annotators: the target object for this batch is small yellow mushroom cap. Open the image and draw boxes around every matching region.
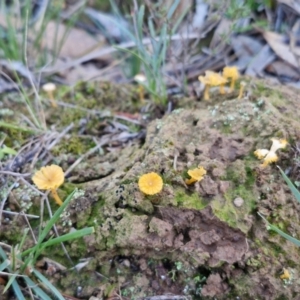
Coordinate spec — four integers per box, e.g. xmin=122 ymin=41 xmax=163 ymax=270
xmin=42 ymin=82 xmax=56 ymax=92
xmin=261 ymin=151 xmax=278 ymax=167
xmin=32 ymin=165 xmax=64 ymax=190
xmin=205 ymin=71 xmax=227 ymax=86
xmin=280 ymin=268 xmax=290 ymax=280
xmin=185 ymin=166 xmax=206 ymax=185
xmin=198 ymin=75 xmax=210 ymax=85
xmin=188 ymin=167 xmax=207 ymax=181
xmin=223 ymin=66 xmax=239 ymax=80
xmin=198 ymin=71 xmax=227 ymax=86
xmin=138 ymin=172 xmax=163 ymax=195
xmin=270 ymin=138 xmax=288 ymax=153
xmin=254 ymin=149 xmax=269 ymax=159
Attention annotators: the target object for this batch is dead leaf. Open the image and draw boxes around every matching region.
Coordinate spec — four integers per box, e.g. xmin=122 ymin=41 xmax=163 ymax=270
xmin=231 ymin=35 xmax=264 ymax=70
xmin=266 ymin=60 xmax=300 ymax=80
xmin=277 ymin=0 xmax=300 ymax=15
xmin=245 ymin=45 xmax=276 ymax=77
xmin=41 ymin=21 xmax=106 ymax=59
xmin=84 ymin=8 xmax=130 ymax=42
xmin=290 ymin=19 xmax=300 ymax=67
xmin=210 ymin=18 xmax=232 ymax=50
xmin=262 ymin=31 xmax=299 ymax=68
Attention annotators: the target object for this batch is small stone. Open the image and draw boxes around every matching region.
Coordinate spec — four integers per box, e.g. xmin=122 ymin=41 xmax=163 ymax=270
xmin=233 ymin=197 xmax=244 ymax=207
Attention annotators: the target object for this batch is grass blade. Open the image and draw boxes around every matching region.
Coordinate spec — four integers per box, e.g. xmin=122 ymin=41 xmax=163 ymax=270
xmin=32 ymin=269 xmax=65 ymax=299
xmin=258 ymin=213 xmax=300 ymax=247
xmin=278 ymin=166 xmax=300 ymax=204
xmin=40 ymin=227 xmax=95 ymax=249
xmin=23 ymin=276 xmax=52 ymax=300
xmin=21 ymin=189 xmax=76 ymax=258
xmin=10 ymin=278 xmax=25 ymax=300
xmin=167 ymin=0 xmax=180 ymax=19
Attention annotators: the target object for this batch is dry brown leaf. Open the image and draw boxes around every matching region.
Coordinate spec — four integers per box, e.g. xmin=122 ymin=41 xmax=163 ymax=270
xmin=41 ymin=21 xmax=106 ymax=59
xmin=262 ymin=31 xmax=299 ymax=68
xmin=290 ymin=19 xmax=300 ymax=68
xmin=245 ymin=45 xmax=276 ymax=77
xmin=231 ymin=35 xmax=264 ymax=70
xmin=210 ymin=18 xmax=232 ymax=50
xmin=63 ymin=63 xmax=105 ymax=83
xmin=0 ymin=11 xmax=108 ymax=61
xmin=266 ymin=60 xmax=300 ymax=80
xmin=277 ymin=0 xmax=300 ymax=15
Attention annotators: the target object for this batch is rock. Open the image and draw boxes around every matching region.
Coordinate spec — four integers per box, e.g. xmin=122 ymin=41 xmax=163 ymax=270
xmin=234 ymin=197 xmax=244 ymax=207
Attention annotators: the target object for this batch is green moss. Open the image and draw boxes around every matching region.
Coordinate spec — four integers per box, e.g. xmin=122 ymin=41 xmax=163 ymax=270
xmin=86 ymin=196 xmax=106 ymax=227
xmin=211 ymin=183 xmax=257 ymax=233
xmin=106 ymin=232 xmax=117 ymax=249
xmin=52 ymin=136 xmax=96 ymax=155
xmin=175 ymin=189 xmax=208 ymax=210
xmin=211 ymin=195 xmax=238 ymax=229
xmin=61 ymin=182 xmax=83 ymax=195
xmin=120 ymin=179 xmax=134 ymax=185
xmin=220 ymin=124 xmax=232 ymax=134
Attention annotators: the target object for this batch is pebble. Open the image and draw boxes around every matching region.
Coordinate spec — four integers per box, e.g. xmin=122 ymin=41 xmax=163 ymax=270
xmin=233 ymin=197 xmax=244 ymax=207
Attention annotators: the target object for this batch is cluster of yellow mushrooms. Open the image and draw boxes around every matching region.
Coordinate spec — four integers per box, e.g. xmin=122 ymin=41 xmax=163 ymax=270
xmin=199 ymin=66 xmax=245 ymax=100
xmin=31 ymin=143 xmax=287 ymax=204
xmin=137 ymin=138 xmax=287 ymax=196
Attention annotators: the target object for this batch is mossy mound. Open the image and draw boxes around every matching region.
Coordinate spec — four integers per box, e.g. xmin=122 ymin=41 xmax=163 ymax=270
xmin=2 ymin=78 xmax=300 ymax=299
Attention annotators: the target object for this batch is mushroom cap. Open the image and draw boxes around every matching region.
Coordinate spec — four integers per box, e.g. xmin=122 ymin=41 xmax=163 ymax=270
xmin=280 ymin=268 xmax=290 ymax=280
xmin=223 ymin=66 xmax=239 ymax=80
xmin=187 ymin=166 xmax=207 ymax=181
xmin=270 ymin=138 xmax=288 ymax=153
xmin=254 ymin=149 xmax=269 ymax=159
xmin=262 ymin=151 xmax=278 ymax=166
xmin=138 ymin=172 xmax=163 ymax=195
xmin=198 ymin=75 xmax=210 ymax=85
xmin=42 ymin=83 xmax=56 ymax=92
xmin=32 ymin=164 xmax=64 ymax=190
xmin=205 ymin=71 xmax=227 ymax=86
xmin=134 ymin=74 xmax=147 ymax=83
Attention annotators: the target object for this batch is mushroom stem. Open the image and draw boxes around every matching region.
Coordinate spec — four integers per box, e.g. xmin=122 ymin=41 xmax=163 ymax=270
xmin=203 ymin=84 xmax=210 ymax=100
xmin=139 ymin=85 xmax=144 ymax=102
xmin=51 ymin=189 xmax=63 ymax=206
xmin=230 ymin=79 xmax=235 ymax=92
xmin=238 ymin=82 xmax=246 ymax=99
xmin=219 ymin=83 xmax=225 ymax=94
xmin=47 ymin=91 xmax=57 ymax=108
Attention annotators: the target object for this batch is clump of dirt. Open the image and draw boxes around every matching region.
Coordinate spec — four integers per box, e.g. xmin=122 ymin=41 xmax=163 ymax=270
xmin=2 ymin=78 xmax=300 ymax=299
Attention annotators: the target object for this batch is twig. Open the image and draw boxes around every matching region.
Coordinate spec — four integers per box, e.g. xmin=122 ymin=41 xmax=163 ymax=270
xmin=1 ymin=210 xmax=39 ymax=219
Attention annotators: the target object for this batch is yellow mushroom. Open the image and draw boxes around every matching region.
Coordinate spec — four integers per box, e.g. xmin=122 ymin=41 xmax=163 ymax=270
xmin=206 ymin=71 xmax=228 ymax=94
xmin=32 ymin=165 xmax=65 ymax=205
xmin=223 ymin=66 xmax=239 ymax=92
xmin=280 ymin=268 xmax=290 ymax=280
xmin=42 ymin=83 xmax=57 ymax=108
xmin=198 ymin=71 xmax=227 ymax=100
xmin=254 ymin=138 xmax=288 ymax=167
xmin=138 ymin=172 xmax=163 ymax=195
xmin=185 ymin=166 xmax=207 ymax=185
xmin=134 ymin=74 xmax=147 ymax=102
xmin=198 ymin=75 xmax=211 ymax=101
